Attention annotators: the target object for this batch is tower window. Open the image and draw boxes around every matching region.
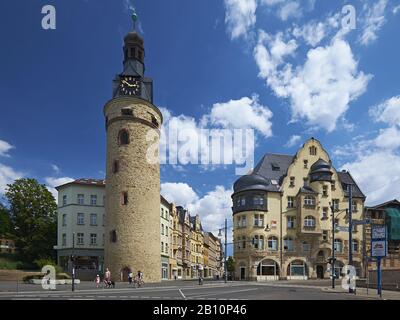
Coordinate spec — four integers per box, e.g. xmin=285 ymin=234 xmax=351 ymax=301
xmin=121 ymin=108 xmax=133 ymax=116
xmin=122 ymin=192 xmax=128 ymax=205
xmin=110 ymin=230 xmax=117 ymax=243
xmin=151 ymin=115 xmax=159 ymax=127
xmin=112 ymin=160 xmax=119 ymax=174
xmin=304 ymin=160 xmax=308 ymax=168
xmin=118 ymin=129 xmax=129 ymax=145
xmin=289 ymin=177 xmax=295 ymax=187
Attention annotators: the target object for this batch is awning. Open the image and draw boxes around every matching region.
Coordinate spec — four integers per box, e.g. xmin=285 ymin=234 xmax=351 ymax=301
xmin=386 ymin=208 xmax=400 ymax=240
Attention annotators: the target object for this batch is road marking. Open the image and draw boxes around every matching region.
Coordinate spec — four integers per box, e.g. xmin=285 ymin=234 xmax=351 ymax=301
xmin=188 ymin=288 xmax=258 ymax=299
xmin=179 ymin=289 xmax=186 ymax=300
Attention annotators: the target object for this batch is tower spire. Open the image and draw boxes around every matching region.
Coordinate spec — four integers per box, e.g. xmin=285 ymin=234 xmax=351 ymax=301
xmin=130 ymin=5 xmax=138 ymax=31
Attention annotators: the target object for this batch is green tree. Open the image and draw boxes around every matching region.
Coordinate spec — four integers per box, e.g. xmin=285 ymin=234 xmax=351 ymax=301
xmin=0 ymin=203 xmax=12 ymax=237
xmin=227 ymin=256 xmax=235 ymax=272
xmin=5 ymin=178 xmax=57 ymax=263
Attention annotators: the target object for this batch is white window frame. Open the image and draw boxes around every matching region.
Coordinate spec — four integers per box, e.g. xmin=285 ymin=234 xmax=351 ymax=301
xmin=304 ymin=216 xmax=316 ymax=227
xmin=304 ymin=196 xmax=315 ymax=206
xmin=77 ymin=213 xmax=85 ymax=225
xmin=90 ymin=233 xmax=97 ymax=245
xmin=287 ymin=216 xmax=295 ymax=229
xmin=90 ymin=213 xmax=97 ymax=226
xmin=77 ymin=194 xmax=84 ymax=205
xmin=284 ymin=238 xmax=294 ymax=251
xmin=90 ymin=195 xmax=97 ymax=206
xmin=77 ymin=233 xmax=84 ymax=245
xmin=267 ymin=237 xmax=278 ymax=251
xmin=287 ymin=197 xmax=294 ymax=208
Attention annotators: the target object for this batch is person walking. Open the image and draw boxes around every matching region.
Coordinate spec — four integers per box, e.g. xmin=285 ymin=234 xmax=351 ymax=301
xmin=95 ymin=274 xmax=101 ymax=288
xmin=128 ymin=271 xmax=133 ymax=285
xmin=104 ymin=268 xmax=111 ymax=288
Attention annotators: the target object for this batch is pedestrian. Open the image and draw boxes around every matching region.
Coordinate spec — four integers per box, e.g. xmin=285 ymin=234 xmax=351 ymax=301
xmin=128 ymin=271 xmax=133 ymax=285
xmin=95 ymin=274 xmax=100 ymax=288
xmin=104 ymin=267 xmax=111 ymax=288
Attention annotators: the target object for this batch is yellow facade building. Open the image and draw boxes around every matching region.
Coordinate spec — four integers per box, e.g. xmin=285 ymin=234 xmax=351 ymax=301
xmin=232 ymin=138 xmax=366 ymax=281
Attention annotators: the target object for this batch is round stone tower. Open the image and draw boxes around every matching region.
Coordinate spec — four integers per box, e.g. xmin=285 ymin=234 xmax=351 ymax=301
xmin=103 ymin=30 xmax=162 ymax=283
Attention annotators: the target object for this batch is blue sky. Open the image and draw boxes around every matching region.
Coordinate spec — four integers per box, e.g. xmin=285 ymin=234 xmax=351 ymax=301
xmin=1 ymin=0 xmax=400 ymax=235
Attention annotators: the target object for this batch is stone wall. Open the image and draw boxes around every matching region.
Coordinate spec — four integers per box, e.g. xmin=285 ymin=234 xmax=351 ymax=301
xmin=104 ymin=96 xmax=162 ymax=283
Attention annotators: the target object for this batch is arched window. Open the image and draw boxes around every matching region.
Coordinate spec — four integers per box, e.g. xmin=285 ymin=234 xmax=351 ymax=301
xmin=304 ymin=196 xmax=315 ymax=206
xmin=284 ymin=237 xmax=294 ymax=251
xmin=112 ymin=160 xmax=119 ymax=174
xmin=334 ymin=239 xmax=343 ymax=253
xmin=257 ymin=259 xmax=280 ymax=276
xmin=309 ymin=146 xmax=317 ymax=156
xmin=304 ymin=216 xmax=316 ymax=227
xmin=118 ymin=129 xmax=129 ymax=145
xmin=267 ymin=236 xmax=278 ymax=251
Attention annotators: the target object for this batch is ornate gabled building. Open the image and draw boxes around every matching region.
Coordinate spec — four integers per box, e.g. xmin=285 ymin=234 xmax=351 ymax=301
xmin=232 ymin=138 xmax=366 ymax=281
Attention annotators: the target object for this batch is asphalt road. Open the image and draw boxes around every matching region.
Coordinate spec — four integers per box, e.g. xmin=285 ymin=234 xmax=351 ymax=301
xmin=0 ymin=280 xmax=378 ymax=300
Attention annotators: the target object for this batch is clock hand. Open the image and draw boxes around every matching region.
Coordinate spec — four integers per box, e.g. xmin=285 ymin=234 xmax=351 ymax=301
xmin=122 ymin=80 xmax=136 ymax=88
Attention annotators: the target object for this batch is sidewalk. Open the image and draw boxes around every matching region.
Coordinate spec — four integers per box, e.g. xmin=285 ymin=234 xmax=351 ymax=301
xmin=322 ymin=286 xmax=400 ymax=300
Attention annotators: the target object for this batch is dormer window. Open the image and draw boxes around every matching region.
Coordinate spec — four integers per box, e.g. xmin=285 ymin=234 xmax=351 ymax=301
xmin=271 ymin=163 xmax=280 ymax=171
xmin=289 ymin=177 xmax=295 ymax=187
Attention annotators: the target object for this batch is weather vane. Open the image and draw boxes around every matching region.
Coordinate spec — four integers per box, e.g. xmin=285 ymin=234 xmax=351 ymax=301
xmin=130 ymin=6 xmax=138 ymax=31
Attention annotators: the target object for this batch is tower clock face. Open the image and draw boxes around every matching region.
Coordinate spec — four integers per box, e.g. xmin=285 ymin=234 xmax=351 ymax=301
xmin=120 ymin=76 xmax=141 ymax=96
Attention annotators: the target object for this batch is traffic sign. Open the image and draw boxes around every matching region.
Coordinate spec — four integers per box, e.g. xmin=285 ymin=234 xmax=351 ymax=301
xmin=353 ymin=219 xmax=371 ymax=225
xmin=335 ymin=226 xmax=349 ymax=232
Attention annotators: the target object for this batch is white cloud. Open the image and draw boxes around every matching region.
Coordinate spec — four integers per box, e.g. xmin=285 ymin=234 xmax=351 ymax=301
xmin=0 ymin=140 xmax=14 ymax=157
xmin=260 ymin=0 xmax=285 ymax=5
xmin=224 ymin=0 xmax=257 ymax=39
xmin=204 ymin=95 xmax=273 ymax=138
xmin=278 ymin=1 xmax=301 ymax=21
xmin=51 ymin=164 xmax=60 ymax=174
xmin=284 ymin=135 xmax=301 ymax=148
xmin=369 ymin=96 xmax=400 ymax=127
xmin=374 ymin=127 xmax=400 ymax=150
xmin=292 ymin=21 xmax=326 ymax=46
xmin=161 ymin=182 xmax=199 ymax=207
xmin=334 ymin=94 xmax=400 ymax=205
xmin=393 ymin=5 xmax=400 ymax=15
xmin=341 ymin=151 xmax=400 ymax=205
xmin=161 ymin=182 xmax=233 ymax=238
xmin=0 ymin=163 xmax=23 ymax=195
xmin=359 ymin=0 xmax=388 ymax=46
xmin=254 ymin=36 xmax=371 ymax=132
xmin=44 ymin=176 xmax=75 ymax=200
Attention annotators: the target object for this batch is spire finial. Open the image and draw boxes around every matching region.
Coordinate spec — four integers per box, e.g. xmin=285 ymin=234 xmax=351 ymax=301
xmin=130 ymin=6 xmax=138 ymax=31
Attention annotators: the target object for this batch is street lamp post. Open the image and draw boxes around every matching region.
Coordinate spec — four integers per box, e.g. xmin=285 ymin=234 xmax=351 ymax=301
xmin=218 ymin=219 xmax=228 ymax=283
xmin=330 ymin=205 xmax=336 ymax=289
xmin=72 ymin=232 xmax=75 ymax=292
xmin=224 ymin=218 xmax=228 ymax=283
xmin=348 ymin=183 xmax=355 ymax=294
